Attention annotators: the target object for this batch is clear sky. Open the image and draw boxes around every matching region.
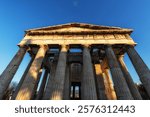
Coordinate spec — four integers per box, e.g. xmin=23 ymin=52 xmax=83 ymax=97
xmin=0 ymin=0 xmax=150 ymax=83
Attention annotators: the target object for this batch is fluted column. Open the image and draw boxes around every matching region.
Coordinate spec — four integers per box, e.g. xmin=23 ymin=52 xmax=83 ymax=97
xmin=105 ymin=45 xmax=133 ymax=100
xmin=63 ymin=64 xmax=70 ymax=100
xmin=103 ymin=69 xmax=117 ymax=100
xmin=82 ymin=45 xmax=97 ymax=100
xmin=48 ymin=45 xmax=68 ymax=100
xmin=36 ymin=69 xmax=49 ymax=100
xmin=118 ymin=55 xmax=142 ymax=99
xmin=0 ymin=47 xmax=26 ymax=99
xmin=100 ymin=59 xmax=115 ymax=99
xmin=31 ymin=66 xmax=43 ymax=100
xmin=127 ymin=46 xmax=150 ymax=97
xmin=94 ymin=64 xmax=107 ymax=100
xmin=12 ymin=55 xmax=35 ymax=100
xmin=42 ymin=61 xmax=57 ymax=100
xmin=15 ymin=45 xmax=48 ymax=100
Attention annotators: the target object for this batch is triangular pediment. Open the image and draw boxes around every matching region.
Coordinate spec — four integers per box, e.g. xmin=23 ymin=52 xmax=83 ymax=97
xmin=26 ymin=23 xmax=132 ymax=34
xmin=20 ymin=23 xmax=135 ymax=46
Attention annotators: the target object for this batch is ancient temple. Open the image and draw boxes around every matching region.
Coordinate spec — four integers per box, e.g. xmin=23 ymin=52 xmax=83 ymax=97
xmin=0 ymin=23 xmax=150 ymax=100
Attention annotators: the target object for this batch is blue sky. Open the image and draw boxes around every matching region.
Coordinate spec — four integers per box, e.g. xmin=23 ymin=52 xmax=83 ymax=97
xmin=0 ymin=0 xmax=150 ymax=83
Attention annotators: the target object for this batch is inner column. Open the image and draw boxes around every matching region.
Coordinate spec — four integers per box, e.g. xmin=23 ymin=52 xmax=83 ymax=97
xmin=42 ymin=60 xmax=57 ymax=100
xmin=103 ymin=68 xmax=117 ymax=100
xmin=94 ymin=63 xmax=107 ymax=100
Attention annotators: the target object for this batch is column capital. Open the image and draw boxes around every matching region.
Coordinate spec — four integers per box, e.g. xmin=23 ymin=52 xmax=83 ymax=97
xmin=118 ymin=54 xmax=125 ymax=60
xmin=61 ymin=44 xmax=68 ymax=52
xmin=126 ymin=45 xmax=135 ymax=50
xmin=17 ymin=46 xmax=29 ymax=52
xmin=105 ymin=44 xmax=112 ymax=48
xmin=18 ymin=44 xmax=27 ymax=48
xmin=83 ymin=44 xmax=90 ymax=48
xmin=39 ymin=45 xmax=49 ymax=50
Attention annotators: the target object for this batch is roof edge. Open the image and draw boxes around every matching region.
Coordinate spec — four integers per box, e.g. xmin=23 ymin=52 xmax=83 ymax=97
xmin=25 ymin=22 xmax=133 ymax=32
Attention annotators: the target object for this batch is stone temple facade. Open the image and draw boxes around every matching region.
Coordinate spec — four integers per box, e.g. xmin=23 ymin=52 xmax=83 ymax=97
xmin=0 ymin=23 xmax=150 ymax=100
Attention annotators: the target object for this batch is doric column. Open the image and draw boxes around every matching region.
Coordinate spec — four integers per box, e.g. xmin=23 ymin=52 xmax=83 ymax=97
xmin=11 ymin=55 xmax=35 ymax=100
xmin=15 ymin=45 xmax=48 ymax=100
xmin=81 ymin=45 xmax=97 ymax=100
xmin=105 ymin=45 xmax=133 ymax=100
xmin=32 ymin=66 xmax=43 ymax=100
xmin=100 ymin=58 xmax=115 ymax=99
xmin=0 ymin=47 xmax=26 ymax=99
xmin=103 ymin=69 xmax=117 ymax=100
xmin=94 ymin=64 xmax=107 ymax=100
xmin=63 ymin=64 xmax=70 ymax=100
xmin=118 ymin=55 xmax=142 ymax=100
xmin=47 ymin=45 xmax=68 ymax=100
xmin=42 ymin=61 xmax=57 ymax=100
xmin=127 ymin=46 xmax=150 ymax=97
xmin=36 ymin=69 xmax=49 ymax=100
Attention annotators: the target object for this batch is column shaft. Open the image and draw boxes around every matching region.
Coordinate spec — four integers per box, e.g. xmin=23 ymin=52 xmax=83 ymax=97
xmin=15 ymin=45 xmax=48 ymax=100
xmin=82 ymin=45 xmax=97 ymax=100
xmin=0 ymin=47 xmax=26 ymax=99
xmin=63 ymin=64 xmax=70 ymax=100
xmin=48 ymin=45 xmax=67 ymax=100
xmin=42 ymin=62 xmax=57 ymax=100
xmin=12 ymin=56 xmax=35 ymax=99
xmin=94 ymin=64 xmax=107 ymax=100
xmin=127 ymin=46 xmax=150 ymax=97
xmin=103 ymin=69 xmax=117 ymax=100
xmin=31 ymin=67 xmax=43 ymax=100
xmin=105 ymin=46 xmax=133 ymax=100
xmin=118 ymin=55 xmax=142 ymax=100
